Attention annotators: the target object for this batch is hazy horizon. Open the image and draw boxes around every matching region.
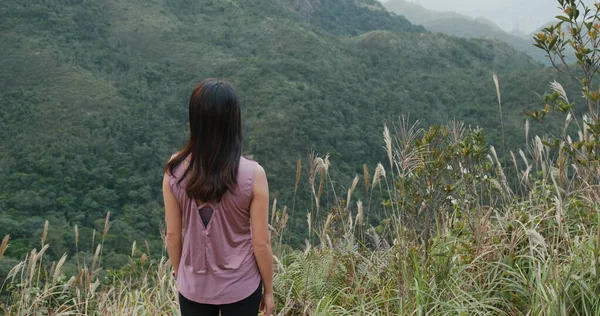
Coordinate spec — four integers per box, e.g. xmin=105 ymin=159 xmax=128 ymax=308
xmin=381 ymin=0 xmax=592 ymax=34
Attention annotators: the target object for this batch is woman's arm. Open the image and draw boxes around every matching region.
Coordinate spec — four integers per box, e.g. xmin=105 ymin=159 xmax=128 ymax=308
xmin=163 ymin=173 xmax=182 ymax=277
xmin=250 ymin=165 xmax=274 ymax=314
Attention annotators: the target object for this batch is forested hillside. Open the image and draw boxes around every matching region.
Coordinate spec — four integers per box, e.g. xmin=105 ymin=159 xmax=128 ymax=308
xmin=0 ymin=0 xmax=568 ymax=266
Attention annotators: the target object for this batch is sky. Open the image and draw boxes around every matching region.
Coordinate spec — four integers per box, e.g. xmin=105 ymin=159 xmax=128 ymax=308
xmin=381 ymin=0 xmax=589 ymax=34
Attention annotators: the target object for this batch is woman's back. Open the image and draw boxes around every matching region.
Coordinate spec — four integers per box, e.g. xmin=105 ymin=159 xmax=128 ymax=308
xmin=163 ymin=78 xmax=274 ymax=315
xmin=168 ymin=156 xmax=262 ymax=304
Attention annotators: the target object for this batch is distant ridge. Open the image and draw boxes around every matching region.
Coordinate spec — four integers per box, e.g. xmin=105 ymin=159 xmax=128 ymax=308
xmin=383 ymin=0 xmax=549 ymax=64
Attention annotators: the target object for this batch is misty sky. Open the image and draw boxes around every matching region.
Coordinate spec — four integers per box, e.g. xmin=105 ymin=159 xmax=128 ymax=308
xmin=381 ymin=0 xmax=593 ymax=34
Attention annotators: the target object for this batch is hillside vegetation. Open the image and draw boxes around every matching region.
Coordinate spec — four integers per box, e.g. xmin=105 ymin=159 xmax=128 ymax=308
xmin=2 ymin=0 xmax=600 ymax=314
xmin=0 ymin=0 xmax=577 ymax=272
xmin=0 ymin=0 xmax=563 ymax=263
xmin=2 ymin=99 xmax=600 ymax=314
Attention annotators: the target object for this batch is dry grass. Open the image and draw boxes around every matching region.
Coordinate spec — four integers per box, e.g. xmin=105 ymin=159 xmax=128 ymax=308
xmin=2 ymin=113 xmax=597 ymax=315
xmin=2 ymin=70 xmax=600 ymax=315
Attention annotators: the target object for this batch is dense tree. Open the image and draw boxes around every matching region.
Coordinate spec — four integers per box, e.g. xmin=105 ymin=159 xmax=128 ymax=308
xmin=0 ymin=0 xmax=576 ymax=266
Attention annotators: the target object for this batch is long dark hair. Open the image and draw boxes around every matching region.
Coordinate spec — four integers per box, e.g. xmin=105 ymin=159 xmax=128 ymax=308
xmin=165 ymin=78 xmax=242 ymax=202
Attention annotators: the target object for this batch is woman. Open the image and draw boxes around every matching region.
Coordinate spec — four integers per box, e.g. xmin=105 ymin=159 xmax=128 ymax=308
xmin=162 ymin=78 xmax=275 ymax=316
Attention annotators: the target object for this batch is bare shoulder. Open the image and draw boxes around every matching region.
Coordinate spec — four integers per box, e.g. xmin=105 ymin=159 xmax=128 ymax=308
xmin=253 ymin=163 xmax=268 ymax=189
xmin=255 ymin=163 xmax=266 ymax=175
xmin=251 ymin=163 xmax=269 ymax=207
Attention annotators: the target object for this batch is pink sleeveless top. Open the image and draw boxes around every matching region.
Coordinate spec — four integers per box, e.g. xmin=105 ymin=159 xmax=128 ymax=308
xmin=168 ymin=156 xmax=261 ymax=304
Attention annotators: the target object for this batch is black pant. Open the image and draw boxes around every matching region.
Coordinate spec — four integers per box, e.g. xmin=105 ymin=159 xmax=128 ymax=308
xmin=179 ymin=282 xmax=262 ymax=316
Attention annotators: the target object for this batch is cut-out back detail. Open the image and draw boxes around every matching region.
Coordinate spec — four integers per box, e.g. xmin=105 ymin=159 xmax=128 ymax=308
xmin=169 ymin=156 xmax=261 ymax=304
xmin=198 ymin=207 xmax=214 ymax=228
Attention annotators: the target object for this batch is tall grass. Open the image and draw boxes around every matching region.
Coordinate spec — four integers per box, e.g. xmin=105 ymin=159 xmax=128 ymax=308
xmin=2 ymin=104 xmax=599 ymax=315
xmin=2 ymin=73 xmax=600 ymax=315
xmin=0 ymin=213 xmax=179 ymax=315
xmin=271 ymin=108 xmax=600 ymax=315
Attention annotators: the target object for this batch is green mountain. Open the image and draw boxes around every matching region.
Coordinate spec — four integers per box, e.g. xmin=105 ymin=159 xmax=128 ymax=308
xmin=0 ymin=0 xmax=563 ymax=265
xmin=383 ymin=0 xmax=549 ymax=64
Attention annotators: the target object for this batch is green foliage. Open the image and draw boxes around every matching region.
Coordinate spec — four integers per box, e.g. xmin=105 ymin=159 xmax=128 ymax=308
xmin=309 ymin=0 xmax=425 ymax=36
xmin=530 ymin=0 xmax=600 ymax=175
xmin=2 ymin=0 xmax=600 ymax=314
xmin=383 ymin=121 xmax=494 ymax=251
xmin=533 ymin=0 xmax=600 ymax=116
xmin=2 ymin=116 xmax=600 ymax=314
xmin=0 ymin=0 xmax=571 ymax=266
